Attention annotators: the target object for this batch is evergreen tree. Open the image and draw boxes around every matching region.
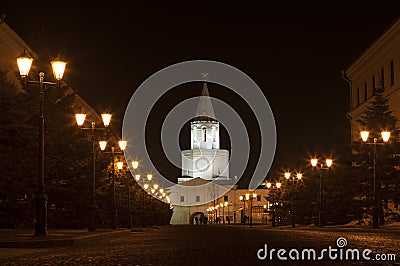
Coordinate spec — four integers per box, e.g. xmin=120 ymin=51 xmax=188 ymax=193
xmin=0 ymin=69 xmax=36 ymax=227
xmin=354 ymin=88 xmax=400 ymax=225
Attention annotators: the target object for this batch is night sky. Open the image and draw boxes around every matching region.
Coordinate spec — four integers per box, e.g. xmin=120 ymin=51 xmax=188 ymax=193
xmin=2 ymin=1 xmax=400 ymax=185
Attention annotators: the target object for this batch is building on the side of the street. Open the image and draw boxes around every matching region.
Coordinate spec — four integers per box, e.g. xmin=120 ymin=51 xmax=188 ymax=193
xmin=169 ymin=82 xmax=274 ymax=225
xmin=344 ymin=17 xmax=400 ymax=143
xmin=343 ymin=17 xmax=400 ymax=218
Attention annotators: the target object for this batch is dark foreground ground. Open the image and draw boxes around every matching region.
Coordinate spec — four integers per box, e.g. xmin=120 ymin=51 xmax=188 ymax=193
xmin=1 ymin=224 xmax=399 ymax=265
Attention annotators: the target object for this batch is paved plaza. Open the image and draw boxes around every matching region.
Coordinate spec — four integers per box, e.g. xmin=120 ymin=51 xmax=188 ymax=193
xmin=0 ymin=224 xmax=399 ymax=265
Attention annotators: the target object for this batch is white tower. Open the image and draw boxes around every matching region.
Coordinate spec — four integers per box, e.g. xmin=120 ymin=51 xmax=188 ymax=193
xmin=179 ymin=83 xmax=229 ymax=183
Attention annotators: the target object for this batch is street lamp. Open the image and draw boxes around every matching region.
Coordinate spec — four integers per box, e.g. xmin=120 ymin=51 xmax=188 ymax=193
xmin=239 ymin=193 xmax=257 ymax=226
xmin=285 ymin=172 xmax=302 ymax=228
xmin=266 ymin=182 xmax=281 ymax=227
xmin=239 ymin=195 xmax=246 ymax=225
xmin=125 ymin=160 xmax=139 ymax=229
xmin=224 ymin=201 xmax=230 ymax=224
xmin=135 ymin=173 xmax=152 ymax=227
xmin=249 ymin=193 xmax=257 ymax=226
xmin=360 ymin=130 xmax=390 ymax=229
xmin=99 ymin=140 xmax=127 ymax=229
xmin=75 ymin=112 xmax=112 ymax=232
xmin=310 ymin=158 xmax=333 ymax=227
xmin=17 ymin=51 xmax=66 ymax=236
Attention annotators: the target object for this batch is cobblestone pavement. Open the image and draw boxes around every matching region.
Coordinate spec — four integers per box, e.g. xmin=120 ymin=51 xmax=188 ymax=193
xmin=0 ymin=225 xmax=399 ymax=265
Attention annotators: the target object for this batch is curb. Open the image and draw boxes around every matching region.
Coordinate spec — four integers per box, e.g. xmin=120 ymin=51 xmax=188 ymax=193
xmin=0 ymin=229 xmax=131 ymax=248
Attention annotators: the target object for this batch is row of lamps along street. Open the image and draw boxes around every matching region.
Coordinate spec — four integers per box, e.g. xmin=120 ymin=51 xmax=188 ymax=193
xmin=14 ymin=50 xmax=392 ymax=233
xmin=16 ymin=50 xmax=170 ymax=236
xmin=76 ymin=112 xmax=172 ymax=230
xmin=207 ymin=202 xmax=230 ymax=224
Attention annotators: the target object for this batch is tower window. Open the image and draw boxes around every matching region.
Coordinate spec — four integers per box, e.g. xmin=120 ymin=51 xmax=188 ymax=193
xmin=196 ymin=195 xmax=200 ymax=202
xmin=180 ymin=196 xmax=184 ymax=203
xmin=203 ymin=128 xmax=207 ymax=142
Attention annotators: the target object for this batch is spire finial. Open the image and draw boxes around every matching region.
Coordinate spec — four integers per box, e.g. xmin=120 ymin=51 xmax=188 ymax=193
xmin=201 ymin=73 xmax=209 ymax=80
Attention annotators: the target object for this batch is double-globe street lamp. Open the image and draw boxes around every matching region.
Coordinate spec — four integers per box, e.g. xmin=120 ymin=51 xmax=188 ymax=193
xmin=127 ymin=161 xmax=139 ymax=229
xmin=135 ymin=174 xmax=153 ymax=227
xmin=115 ymin=160 xmax=136 ymax=229
xmin=98 ymin=140 xmax=127 ymax=229
xmin=360 ymin=130 xmax=390 ymax=229
xmin=75 ymin=113 xmax=112 ymax=231
xmin=239 ymin=193 xmax=257 ymax=226
xmin=310 ymin=158 xmax=333 ymax=227
xmin=239 ymin=195 xmax=246 ymax=225
xmin=266 ymin=182 xmax=281 ymax=227
xmin=16 ymin=51 xmax=67 ymax=236
xmin=284 ymin=172 xmax=302 ymax=228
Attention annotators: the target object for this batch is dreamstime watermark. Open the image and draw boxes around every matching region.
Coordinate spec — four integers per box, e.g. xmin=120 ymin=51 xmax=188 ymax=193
xmin=257 ymin=237 xmax=396 ymax=261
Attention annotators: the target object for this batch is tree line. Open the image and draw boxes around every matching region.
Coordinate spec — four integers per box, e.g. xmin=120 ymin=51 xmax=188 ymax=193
xmin=0 ymin=68 xmax=172 ymax=229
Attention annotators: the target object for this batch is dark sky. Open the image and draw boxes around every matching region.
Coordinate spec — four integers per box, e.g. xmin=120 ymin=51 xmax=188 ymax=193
xmin=2 ymin=1 xmax=400 ymax=185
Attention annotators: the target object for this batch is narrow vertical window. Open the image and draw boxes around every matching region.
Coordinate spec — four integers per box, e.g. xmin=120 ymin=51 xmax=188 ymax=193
xmin=390 ymin=60 xmax=394 ymax=86
xmin=180 ymin=196 xmax=184 ymax=203
xmin=372 ymin=75 xmax=376 ymax=95
xmin=364 ymin=82 xmax=367 ymax=100
xmin=203 ymin=128 xmax=206 ymax=142
xmin=196 ymin=195 xmax=200 ymax=202
xmin=372 ymin=75 xmax=375 ymax=88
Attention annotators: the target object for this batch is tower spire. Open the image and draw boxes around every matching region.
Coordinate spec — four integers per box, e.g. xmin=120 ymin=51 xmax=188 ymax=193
xmin=195 ymin=82 xmax=216 ymax=121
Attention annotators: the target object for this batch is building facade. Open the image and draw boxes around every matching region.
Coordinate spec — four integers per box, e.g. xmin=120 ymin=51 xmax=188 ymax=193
xmin=345 ymin=18 xmax=400 ymax=142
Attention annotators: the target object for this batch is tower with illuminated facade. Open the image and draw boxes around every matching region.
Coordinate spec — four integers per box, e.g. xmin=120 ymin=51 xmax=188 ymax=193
xmin=178 ymin=82 xmax=230 ymax=183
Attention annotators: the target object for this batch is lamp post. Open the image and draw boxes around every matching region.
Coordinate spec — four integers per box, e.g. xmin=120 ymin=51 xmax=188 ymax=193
xmin=360 ymin=130 xmax=390 ymax=229
xmin=135 ymin=173 xmax=152 ymax=227
xmin=311 ymin=158 xmax=333 ymax=227
xmin=150 ymin=184 xmax=159 ymax=224
xmin=75 ymin=113 xmax=111 ymax=232
xmin=239 ymin=195 xmax=245 ymax=225
xmin=224 ymin=201 xmax=229 ymax=224
xmin=284 ymin=172 xmax=302 ymax=228
xmin=266 ymin=182 xmax=281 ymax=227
xmin=263 ymin=204 xmax=268 ymax=224
xmin=99 ymin=140 xmax=127 ymax=229
xmin=247 ymin=193 xmax=257 ymax=226
xmin=125 ymin=161 xmax=139 ymax=229
xmin=16 ymin=51 xmax=66 ymax=236
xmin=215 ymin=204 xmax=219 ymax=223
xmin=219 ymin=203 xmax=224 ymax=224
